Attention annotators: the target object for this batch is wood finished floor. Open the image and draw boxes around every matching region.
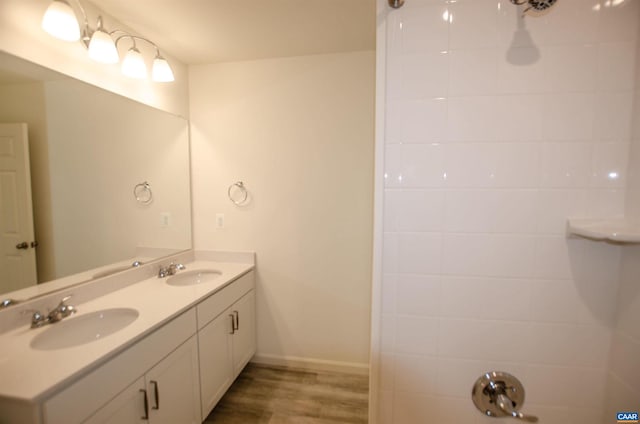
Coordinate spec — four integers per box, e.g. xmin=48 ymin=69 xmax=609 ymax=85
xmin=204 ymin=363 xmax=369 ymax=424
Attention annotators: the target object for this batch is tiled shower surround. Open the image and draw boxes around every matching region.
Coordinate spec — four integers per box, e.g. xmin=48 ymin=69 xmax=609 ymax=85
xmin=375 ymin=0 xmax=639 ymax=423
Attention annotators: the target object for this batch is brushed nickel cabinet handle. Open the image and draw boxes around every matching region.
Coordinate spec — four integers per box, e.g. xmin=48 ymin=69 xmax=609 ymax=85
xmin=233 ymin=310 xmax=239 ymax=331
xmin=229 ymin=314 xmax=235 ymax=334
xmin=140 ymin=389 xmax=149 ymax=420
xmin=150 ymin=380 xmax=160 ymax=410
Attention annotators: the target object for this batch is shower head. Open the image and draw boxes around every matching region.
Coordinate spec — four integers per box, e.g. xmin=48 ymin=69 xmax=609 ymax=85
xmin=510 ymin=0 xmax=558 ymax=17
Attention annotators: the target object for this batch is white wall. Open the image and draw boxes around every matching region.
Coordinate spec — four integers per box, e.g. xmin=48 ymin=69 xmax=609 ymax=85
xmin=604 ymin=4 xmax=640 ymax=416
xmin=373 ymin=0 xmax=637 ymax=422
xmin=190 ymin=51 xmax=375 ymax=371
xmin=0 ymin=0 xmax=188 ymax=117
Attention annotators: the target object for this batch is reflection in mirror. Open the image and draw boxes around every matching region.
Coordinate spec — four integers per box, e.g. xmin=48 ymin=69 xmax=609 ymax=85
xmin=0 ymin=51 xmax=191 ymax=302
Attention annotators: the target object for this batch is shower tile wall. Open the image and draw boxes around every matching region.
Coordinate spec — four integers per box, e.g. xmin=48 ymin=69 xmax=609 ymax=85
xmin=378 ymin=0 xmax=638 ymax=423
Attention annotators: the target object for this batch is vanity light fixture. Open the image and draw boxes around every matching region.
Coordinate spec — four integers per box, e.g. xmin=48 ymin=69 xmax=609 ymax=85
xmin=87 ymin=17 xmax=119 ymax=64
xmin=41 ymin=0 xmax=81 ymax=41
xmin=41 ymin=0 xmax=174 ymax=82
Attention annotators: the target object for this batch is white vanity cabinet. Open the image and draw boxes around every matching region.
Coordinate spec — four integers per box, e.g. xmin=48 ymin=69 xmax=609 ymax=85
xmin=37 ymin=269 xmax=256 ymax=424
xmin=197 ymin=271 xmax=256 ymax=418
xmin=85 ymin=335 xmax=201 ymax=424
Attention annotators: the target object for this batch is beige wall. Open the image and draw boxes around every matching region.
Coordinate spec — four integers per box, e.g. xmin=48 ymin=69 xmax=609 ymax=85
xmin=0 ymin=0 xmax=188 ymax=117
xmin=189 ymin=51 xmax=375 ymax=370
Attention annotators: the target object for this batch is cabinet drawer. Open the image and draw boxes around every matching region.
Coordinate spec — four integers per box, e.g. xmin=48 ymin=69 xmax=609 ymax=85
xmin=43 ymin=309 xmax=196 ymax=424
xmin=196 ymin=271 xmax=254 ymax=330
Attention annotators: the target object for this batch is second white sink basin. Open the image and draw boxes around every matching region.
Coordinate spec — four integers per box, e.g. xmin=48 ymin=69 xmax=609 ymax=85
xmin=30 ymin=308 xmax=139 ymax=351
xmin=166 ymin=270 xmax=222 ymax=286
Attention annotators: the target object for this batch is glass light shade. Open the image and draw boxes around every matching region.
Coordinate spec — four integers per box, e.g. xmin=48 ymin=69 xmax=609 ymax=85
xmin=41 ymin=0 xmax=80 ymax=41
xmin=88 ymin=30 xmax=119 ymax=64
xmin=121 ymin=48 xmax=147 ymax=79
xmin=152 ymin=56 xmax=174 ymax=82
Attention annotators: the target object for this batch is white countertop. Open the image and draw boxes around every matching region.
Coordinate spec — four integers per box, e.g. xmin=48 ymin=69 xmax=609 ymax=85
xmin=0 ymin=260 xmax=254 ymax=402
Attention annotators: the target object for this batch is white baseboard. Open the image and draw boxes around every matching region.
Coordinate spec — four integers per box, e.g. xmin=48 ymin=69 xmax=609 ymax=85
xmin=251 ymin=353 xmax=369 ymax=376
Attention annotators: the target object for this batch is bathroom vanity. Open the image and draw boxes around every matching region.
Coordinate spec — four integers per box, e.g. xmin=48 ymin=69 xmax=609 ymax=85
xmin=0 ymin=252 xmax=256 ymax=424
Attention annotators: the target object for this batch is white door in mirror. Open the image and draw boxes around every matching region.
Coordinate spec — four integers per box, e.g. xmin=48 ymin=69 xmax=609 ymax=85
xmin=0 ymin=123 xmax=37 ymax=292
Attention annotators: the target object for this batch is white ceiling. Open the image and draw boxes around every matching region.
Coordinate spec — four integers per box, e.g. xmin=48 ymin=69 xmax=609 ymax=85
xmin=94 ymin=0 xmax=376 ymax=65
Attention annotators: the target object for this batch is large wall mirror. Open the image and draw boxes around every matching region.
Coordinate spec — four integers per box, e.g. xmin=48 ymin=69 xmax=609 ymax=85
xmin=0 ymin=50 xmax=191 ymax=302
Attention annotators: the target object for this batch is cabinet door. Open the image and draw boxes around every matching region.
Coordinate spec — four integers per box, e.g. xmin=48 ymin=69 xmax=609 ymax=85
xmin=198 ymin=309 xmax=234 ymax=418
xmin=146 ymin=335 xmax=201 ymax=424
xmin=231 ymin=290 xmax=256 ymax=375
xmin=84 ymin=377 xmax=146 ymax=424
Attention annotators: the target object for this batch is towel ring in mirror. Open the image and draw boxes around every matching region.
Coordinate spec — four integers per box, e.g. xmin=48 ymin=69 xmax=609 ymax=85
xmin=228 ymin=181 xmax=248 ymax=206
xmin=134 ymin=181 xmax=153 ymax=204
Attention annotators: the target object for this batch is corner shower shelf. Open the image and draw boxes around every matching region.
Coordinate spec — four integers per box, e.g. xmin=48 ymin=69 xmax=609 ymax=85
xmin=567 ymin=218 xmax=640 ymax=243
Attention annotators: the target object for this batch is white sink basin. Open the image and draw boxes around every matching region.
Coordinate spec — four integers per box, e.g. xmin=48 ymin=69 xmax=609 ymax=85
xmin=166 ymin=270 xmax=222 ymax=286
xmin=30 ymin=308 xmax=139 ymax=350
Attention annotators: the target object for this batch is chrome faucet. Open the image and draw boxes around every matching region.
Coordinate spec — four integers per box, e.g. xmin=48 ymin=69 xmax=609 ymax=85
xmin=158 ymin=262 xmax=186 ymax=278
xmin=30 ymin=295 xmax=77 ymax=328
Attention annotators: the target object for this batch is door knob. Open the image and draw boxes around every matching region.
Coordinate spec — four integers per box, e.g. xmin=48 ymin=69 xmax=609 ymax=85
xmin=15 ymin=242 xmax=28 ymax=250
xmin=472 ymin=371 xmax=538 ymax=422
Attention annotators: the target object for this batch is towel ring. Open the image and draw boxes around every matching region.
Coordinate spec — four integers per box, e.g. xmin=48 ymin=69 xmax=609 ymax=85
xmin=228 ymin=181 xmax=248 ymax=205
xmin=134 ymin=181 xmax=153 ymax=204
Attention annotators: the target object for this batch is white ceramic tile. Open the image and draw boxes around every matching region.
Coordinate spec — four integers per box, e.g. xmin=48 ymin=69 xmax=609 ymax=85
xmin=400 ymin=3 xmax=450 ymax=53
xmin=448 ymin=49 xmax=499 ymax=96
xmin=401 ymin=51 xmax=450 ymax=99
xmin=529 ymin=278 xmax=618 ymax=326
xmin=381 ymin=313 xmax=397 ymax=353
xmin=525 ymin=365 xmax=606 ymax=408
xmin=385 ymin=98 xmax=404 ymax=144
xmin=532 ymin=236 xmax=573 ymax=279
xmin=384 ymin=189 xmax=445 ymax=232
xmin=534 ymin=189 xmax=589 ymax=234
xmin=590 ymin=142 xmax=629 ymax=188
xmin=444 ymin=143 xmax=540 ymax=188
xmin=380 ymin=352 xmax=396 ymax=391
xmin=608 ymin=331 xmax=640 ymax=393
xmin=597 ymin=0 xmax=640 ymax=43
xmin=442 ymin=233 xmax=536 ymax=278
xmin=593 ymin=92 xmax=634 ymax=142
xmin=384 ymin=143 xmax=446 ymax=188
xmin=616 ymin=246 xmax=640 ymax=340
xmin=494 ymin=95 xmax=543 ymax=141
xmin=382 ymin=233 xmax=399 ymax=274
xmin=437 ymin=358 xmax=527 ymax=399
xmin=447 ymin=96 xmax=499 ymax=141
xmin=443 ymin=189 xmax=537 ymax=233
xmin=603 ymin=374 xmax=640 ymax=422
xmin=497 ymin=48 xmax=547 ymax=94
xmin=539 ymin=142 xmax=592 ymax=188
xmin=382 ymin=274 xmax=397 ymax=314
xmin=573 ymin=238 xmax=622 ymax=282
xmin=405 ymin=98 xmax=448 ymax=143
xmin=597 ymin=42 xmax=636 ymax=92
xmin=386 ymin=46 xmax=403 ymax=100
xmin=440 ymin=276 xmax=531 ymax=320
xmin=397 ymin=233 xmax=443 ymax=275
xmin=396 ymin=275 xmax=441 ymax=316
xmin=541 ymin=93 xmax=595 ymax=141
xmin=510 ymin=0 xmax=599 ymax=46
xmin=543 ymin=44 xmax=597 ymax=93
xmin=393 ymin=354 xmax=439 ymax=394
xmin=394 ymin=315 xmax=439 ymax=355
xmin=449 ymin=0 xmax=500 ymax=49
xmin=379 ymin=390 xmax=394 ymax=424
xmin=586 ymin=188 xmax=626 ymax=218
xmin=526 ymin=323 xmax=612 ymax=368
xmin=438 ymin=318 xmax=530 ymax=361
